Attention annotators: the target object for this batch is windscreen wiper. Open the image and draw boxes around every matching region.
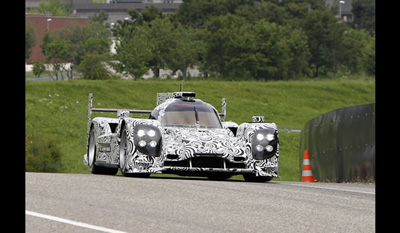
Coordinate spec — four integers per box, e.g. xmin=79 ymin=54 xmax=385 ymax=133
xmin=194 ymin=107 xmax=200 ymax=126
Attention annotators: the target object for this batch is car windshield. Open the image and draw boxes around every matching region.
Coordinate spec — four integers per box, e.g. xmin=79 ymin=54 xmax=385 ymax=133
xmin=162 ymin=102 xmax=222 ymax=128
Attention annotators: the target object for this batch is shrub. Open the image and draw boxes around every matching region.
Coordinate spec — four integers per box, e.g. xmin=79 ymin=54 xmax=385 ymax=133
xmin=32 ymin=62 xmax=46 ymax=77
xmin=26 ymin=135 xmax=63 ymax=173
xmin=76 ymin=53 xmax=111 ymax=80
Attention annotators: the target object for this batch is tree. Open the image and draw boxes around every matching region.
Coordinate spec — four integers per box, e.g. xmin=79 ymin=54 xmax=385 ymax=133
xmin=40 ymin=30 xmax=52 ymax=58
xmin=284 ymin=28 xmax=311 ymax=79
xmin=203 ymin=14 xmax=252 ymax=79
xmin=77 ymin=53 xmax=111 ymax=80
xmin=352 ymin=0 xmax=375 ymax=35
xmin=361 ymin=34 xmax=375 ymax=76
xmin=89 ymin=10 xmax=109 ymax=25
xmin=127 ymin=9 xmax=144 ymax=25
xmin=251 ymin=20 xmax=292 ymax=80
xmin=25 ymin=20 xmax=37 ymax=61
xmin=178 ymin=0 xmax=225 ymax=28
xmin=110 ymin=9 xmax=167 ymax=79
xmin=41 ymin=29 xmax=73 ymax=80
xmin=84 ymin=37 xmax=110 ymax=54
xmin=112 ymin=26 xmax=152 ymax=79
xmin=236 ymin=1 xmax=287 ymax=25
xmin=42 ymin=40 xmax=71 ymax=80
xmin=144 ymin=17 xmax=179 ymax=79
xmin=177 ymin=0 xmax=254 ymax=28
xmin=32 ymin=62 xmax=46 ymax=77
xmin=142 ymin=4 xmax=163 ymax=23
xmin=54 ymin=21 xmax=111 ymax=66
xmin=39 ymin=15 xmax=112 ymax=80
xmin=112 ymin=9 xmax=143 ymax=38
xmin=168 ymin=25 xmax=205 ymax=79
xmin=204 ymin=14 xmax=298 ymax=80
xmin=339 ymin=28 xmax=370 ymax=74
xmin=32 ymin=0 xmax=70 ymax=17
xmin=76 ymin=37 xmax=112 ymax=80
xmin=302 ymin=10 xmax=346 ymax=77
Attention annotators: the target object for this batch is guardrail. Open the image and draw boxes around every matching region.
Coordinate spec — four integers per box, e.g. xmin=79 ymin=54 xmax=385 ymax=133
xmin=299 ymin=103 xmax=375 ymax=182
xmin=278 ymin=128 xmax=302 ymax=133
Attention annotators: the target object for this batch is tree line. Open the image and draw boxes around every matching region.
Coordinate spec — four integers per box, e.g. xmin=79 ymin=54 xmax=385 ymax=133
xmin=26 ymin=0 xmax=375 ymax=80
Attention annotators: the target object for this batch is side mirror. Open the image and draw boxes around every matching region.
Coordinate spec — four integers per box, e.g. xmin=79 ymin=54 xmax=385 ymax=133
xmin=222 ymin=121 xmax=239 ymax=136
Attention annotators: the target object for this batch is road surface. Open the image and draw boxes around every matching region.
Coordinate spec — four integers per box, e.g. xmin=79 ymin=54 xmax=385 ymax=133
xmin=26 ymin=172 xmax=375 ymax=232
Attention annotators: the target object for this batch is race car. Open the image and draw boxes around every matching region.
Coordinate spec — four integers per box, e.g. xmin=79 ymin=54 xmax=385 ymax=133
xmin=83 ymin=92 xmax=279 ymax=182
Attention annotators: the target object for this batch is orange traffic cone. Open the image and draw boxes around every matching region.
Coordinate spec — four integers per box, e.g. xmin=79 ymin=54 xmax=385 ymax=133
xmin=301 ymin=150 xmax=317 ymax=182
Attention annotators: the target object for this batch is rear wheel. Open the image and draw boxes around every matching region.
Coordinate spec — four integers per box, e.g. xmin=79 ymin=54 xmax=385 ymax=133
xmin=88 ymin=127 xmax=118 ymax=175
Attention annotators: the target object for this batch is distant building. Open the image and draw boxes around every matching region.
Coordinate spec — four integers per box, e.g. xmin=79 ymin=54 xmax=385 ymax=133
xmin=26 ymin=14 xmax=89 ymax=64
xmin=26 ymin=0 xmax=181 ymax=26
xmin=325 ymin=0 xmax=353 ymax=22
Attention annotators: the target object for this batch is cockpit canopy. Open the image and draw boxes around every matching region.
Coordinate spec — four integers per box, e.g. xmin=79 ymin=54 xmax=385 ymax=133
xmin=157 ymin=99 xmax=222 ymax=128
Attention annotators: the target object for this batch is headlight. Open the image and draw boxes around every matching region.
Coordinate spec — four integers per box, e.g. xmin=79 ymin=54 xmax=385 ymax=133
xmin=133 ymin=125 xmax=162 ymax=157
xmin=251 ymin=128 xmax=278 ymax=160
xmin=265 ymin=145 xmax=274 ymax=152
xmin=138 ymin=140 xmax=147 ymax=147
xmin=255 ymin=144 xmax=264 ymax=152
xmin=137 ymin=129 xmax=146 ymax=137
xmin=266 ymin=134 xmax=274 ymax=141
xmin=148 ymin=130 xmax=156 ymax=137
xmin=149 ymin=140 xmax=157 ymax=148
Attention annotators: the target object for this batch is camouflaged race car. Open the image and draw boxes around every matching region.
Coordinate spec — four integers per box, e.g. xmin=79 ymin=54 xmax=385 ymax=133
xmin=83 ymin=92 xmax=279 ymax=182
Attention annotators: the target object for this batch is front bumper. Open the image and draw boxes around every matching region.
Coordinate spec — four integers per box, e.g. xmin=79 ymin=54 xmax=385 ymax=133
xmin=160 ymin=166 xmax=278 ymax=177
xmin=159 ymin=154 xmax=278 ymax=177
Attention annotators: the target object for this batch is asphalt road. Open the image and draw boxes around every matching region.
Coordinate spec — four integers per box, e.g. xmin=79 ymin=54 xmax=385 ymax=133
xmin=25 ymin=72 xmax=74 ymax=81
xmin=26 ymin=172 xmax=375 ymax=233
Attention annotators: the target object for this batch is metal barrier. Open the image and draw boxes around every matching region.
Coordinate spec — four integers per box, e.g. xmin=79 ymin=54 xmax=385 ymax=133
xmin=299 ymin=103 xmax=375 ymax=182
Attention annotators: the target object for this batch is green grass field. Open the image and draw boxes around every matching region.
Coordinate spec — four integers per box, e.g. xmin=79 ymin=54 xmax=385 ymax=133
xmin=25 ymin=78 xmax=375 ymax=181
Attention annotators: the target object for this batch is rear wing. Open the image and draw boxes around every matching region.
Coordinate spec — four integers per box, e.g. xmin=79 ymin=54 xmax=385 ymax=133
xmin=87 ymin=93 xmax=152 ymax=134
xmin=88 ymin=93 xmax=152 ymax=118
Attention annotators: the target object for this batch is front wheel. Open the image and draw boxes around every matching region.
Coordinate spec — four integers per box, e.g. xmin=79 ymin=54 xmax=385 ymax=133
xmin=119 ymin=126 xmax=129 ymax=176
xmin=88 ymin=127 xmax=118 ymax=175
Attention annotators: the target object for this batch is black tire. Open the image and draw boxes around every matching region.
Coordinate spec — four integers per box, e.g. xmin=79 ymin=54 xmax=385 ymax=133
xmin=243 ymin=174 xmax=272 ymax=182
xmin=88 ymin=127 xmax=118 ymax=175
xmin=124 ymin=173 xmax=151 ymax=178
xmin=207 ymin=173 xmax=232 ymax=181
xmin=119 ymin=126 xmax=129 ymax=176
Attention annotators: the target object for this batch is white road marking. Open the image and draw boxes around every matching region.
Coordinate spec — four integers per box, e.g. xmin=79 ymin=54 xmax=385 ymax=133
xmin=26 ymin=210 xmax=126 ymax=233
xmin=282 ymin=183 xmax=375 ymax=195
